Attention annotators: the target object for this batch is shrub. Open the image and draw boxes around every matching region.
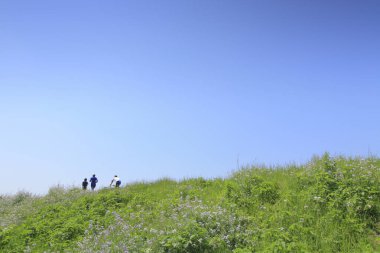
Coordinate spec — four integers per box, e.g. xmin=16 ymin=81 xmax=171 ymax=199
xmin=226 ymin=174 xmax=280 ymax=210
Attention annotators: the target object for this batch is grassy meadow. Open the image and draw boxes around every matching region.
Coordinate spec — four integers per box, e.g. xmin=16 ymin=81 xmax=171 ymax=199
xmin=1 ymin=154 xmax=379 ymax=252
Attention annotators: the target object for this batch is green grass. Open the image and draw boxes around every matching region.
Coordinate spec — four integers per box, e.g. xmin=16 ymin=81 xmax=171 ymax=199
xmin=1 ymin=153 xmax=379 ymax=252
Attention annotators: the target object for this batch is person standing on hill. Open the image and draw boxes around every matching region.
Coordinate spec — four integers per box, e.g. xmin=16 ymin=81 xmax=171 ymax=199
xmin=90 ymin=174 xmax=98 ymax=190
xmin=82 ymin=178 xmax=88 ymax=190
xmin=110 ymin=175 xmax=121 ymax=188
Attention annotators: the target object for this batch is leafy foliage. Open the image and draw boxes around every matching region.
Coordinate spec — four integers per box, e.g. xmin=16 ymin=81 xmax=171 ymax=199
xmin=0 ymin=154 xmax=379 ymax=252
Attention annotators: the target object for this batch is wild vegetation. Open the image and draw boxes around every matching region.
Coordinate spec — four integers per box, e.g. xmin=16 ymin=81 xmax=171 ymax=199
xmin=1 ymin=154 xmax=379 ymax=252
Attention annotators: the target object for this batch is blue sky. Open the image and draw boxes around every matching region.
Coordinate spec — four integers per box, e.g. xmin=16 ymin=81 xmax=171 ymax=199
xmin=1 ymin=0 xmax=379 ymax=194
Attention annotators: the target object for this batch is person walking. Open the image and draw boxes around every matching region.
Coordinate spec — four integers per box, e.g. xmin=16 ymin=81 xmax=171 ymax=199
xmin=110 ymin=175 xmax=121 ymax=188
xmin=82 ymin=178 xmax=88 ymax=190
xmin=90 ymin=174 xmax=98 ymax=190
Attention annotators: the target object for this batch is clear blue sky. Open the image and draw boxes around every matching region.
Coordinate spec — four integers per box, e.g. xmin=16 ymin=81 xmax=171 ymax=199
xmin=1 ymin=0 xmax=379 ymax=194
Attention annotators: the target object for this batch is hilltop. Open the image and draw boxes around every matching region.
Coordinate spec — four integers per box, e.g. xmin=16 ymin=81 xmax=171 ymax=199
xmin=1 ymin=154 xmax=379 ymax=252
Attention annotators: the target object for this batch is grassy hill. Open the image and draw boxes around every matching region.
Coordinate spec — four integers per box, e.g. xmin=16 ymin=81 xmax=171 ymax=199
xmin=1 ymin=154 xmax=379 ymax=252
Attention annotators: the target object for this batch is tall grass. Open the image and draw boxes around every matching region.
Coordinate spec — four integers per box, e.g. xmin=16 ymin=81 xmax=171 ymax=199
xmin=0 ymin=154 xmax=379 ymax=252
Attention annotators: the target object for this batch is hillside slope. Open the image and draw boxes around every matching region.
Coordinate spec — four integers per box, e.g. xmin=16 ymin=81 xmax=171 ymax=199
xmin=1 ymin=154 xmax=379 ymax=252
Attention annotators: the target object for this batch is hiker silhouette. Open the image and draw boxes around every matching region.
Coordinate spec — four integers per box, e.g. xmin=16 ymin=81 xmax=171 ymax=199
xmin=82 ymin=178 xmax=88 ymax=190
xmin=90 ymin=174 xmax=98 ymax=190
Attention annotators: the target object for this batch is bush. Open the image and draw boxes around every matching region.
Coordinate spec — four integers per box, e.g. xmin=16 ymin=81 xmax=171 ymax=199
xmin=226 ymin=174 xmax=280 ymax=210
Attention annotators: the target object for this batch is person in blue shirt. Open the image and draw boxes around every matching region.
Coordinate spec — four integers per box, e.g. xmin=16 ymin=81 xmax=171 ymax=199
xmin=90 ymin=174 xmax=98 ymax=190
